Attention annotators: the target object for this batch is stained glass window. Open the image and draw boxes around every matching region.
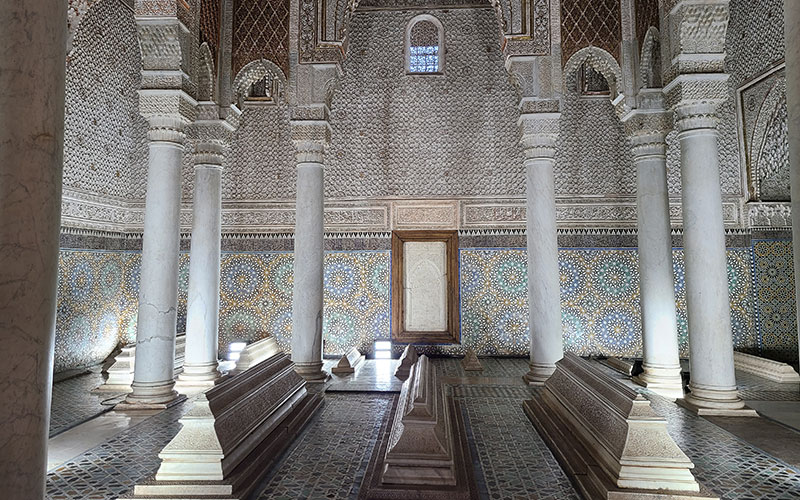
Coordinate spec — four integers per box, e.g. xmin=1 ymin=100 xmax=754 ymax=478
xmin=407 ymin=19 xmax=441 ymax=73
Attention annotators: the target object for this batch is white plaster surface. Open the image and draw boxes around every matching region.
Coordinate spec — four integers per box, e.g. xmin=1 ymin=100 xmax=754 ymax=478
xmin=403 ymin=241 xmax=447 ymax=332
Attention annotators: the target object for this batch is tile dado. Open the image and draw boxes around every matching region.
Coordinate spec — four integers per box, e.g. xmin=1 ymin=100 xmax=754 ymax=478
xmin=54 ymin=242 xmax=794 ymax=374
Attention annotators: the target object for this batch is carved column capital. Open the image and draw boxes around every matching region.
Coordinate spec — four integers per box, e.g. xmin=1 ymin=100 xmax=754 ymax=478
xmin=621 ymin=108 xmax=672 ymax=160
xmin=518 ymin=110 xmax=560 ymax=161
xmin=146 ymin=115 xmax=188 ymax=144
xmin=291 ymin=104 xmax=331 ymax=165
xmin=674 ymin=100 xmax=723 ymax=133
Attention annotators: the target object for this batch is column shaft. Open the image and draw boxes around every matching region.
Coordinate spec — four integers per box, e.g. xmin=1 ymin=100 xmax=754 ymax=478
xmin=180 ymin=163 xmax=222 ymax=386
xmin=785 ymin=0 xmax=800 ymax=360
xmin=125 ymin=124 xmax=184 ymax=406
xmin=631 ymin=137 xmax=683 ymax=399
xmin=292 ymin=160 xmax=327 ymax=381
xmin=0 ymin=0 xmax=66 ymax=496
xmin=676 ymin=105 xmax=744 ymax=411
xmin=524 ymin=155 xmax=564 ymax=384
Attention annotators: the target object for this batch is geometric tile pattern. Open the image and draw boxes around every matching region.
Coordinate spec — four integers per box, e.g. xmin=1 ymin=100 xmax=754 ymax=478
xmin=752 ymin=240 xmax=798 ymax=363
xmin=254 ymin=393 xmax=395 ymax=499
xmin=49 ymin=371 xmax=122 ymax=438
xmin=232 ymin=0 xmax=290 ymax=76
xmin=46 ymin=399 xmax=191 ymax=499
xmin=561 ymin=0 xmax=622 ymax=64
xmin=648 ymin=393 xmax=800 ymax=499
xmin=458 ymin=248 xmax=757 ymax=358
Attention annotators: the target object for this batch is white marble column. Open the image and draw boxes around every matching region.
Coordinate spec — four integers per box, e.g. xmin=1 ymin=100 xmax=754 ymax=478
xmin=290 ymin=119 xmax=329 ymax=382
xmin=177 ymin=141 xmax=224 ymax=389
xmin=123 ymin=117 xmax=186 ymax=407
xmin=628 ymin=124 xmax=684 ymax=399
xmin=0 ymin=0 xmax=66 ymax=496
xmin=674 ymin=102 xmax=753 ymax=415
xmin=520 ymin=113 xmax=564 ymax=384
xmin=785 ymin=0 xmax=800 ymax=360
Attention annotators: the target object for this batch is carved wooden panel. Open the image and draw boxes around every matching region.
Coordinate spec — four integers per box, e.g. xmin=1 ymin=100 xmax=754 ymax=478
xmin=391 ymin=231 xmax=459 ymax=344
xmin=560 ymin=0 xmax=622 ymax=65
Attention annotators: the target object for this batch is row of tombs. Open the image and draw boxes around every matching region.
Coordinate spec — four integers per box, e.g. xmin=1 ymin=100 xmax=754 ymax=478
xmin=55 ymin=238 xmax=799 ymax=376
xmin=119 ymin=339 xmax=728 ymax=499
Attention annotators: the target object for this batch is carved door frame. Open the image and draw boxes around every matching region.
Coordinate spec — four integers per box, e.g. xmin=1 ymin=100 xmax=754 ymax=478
xmin=391 ymin=230 xmax=460 ymax=344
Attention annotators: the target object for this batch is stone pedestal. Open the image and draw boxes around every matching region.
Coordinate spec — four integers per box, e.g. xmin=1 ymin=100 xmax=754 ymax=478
xmin=394 ymin=345 xmax=419 ymax=381
xmin=331 ymin=347 xmax=365 ymax=375
xmin=461 ymin=350 xmax=483 ymax=372
xmin=290 ymin=112 xmax=330 ymax=382
xmin=624 ymin=109 xmax=684 ymax=400
xmin=520 ymin=111 xmax=564 ymax=385
xmin=382 ymin=355 xmax=455 ymax=486
xmin=733 ymin=352 xmax=800 ymax=383
xmin=130 ymin=353 xmax=322 ymax=500
xmin=524 ymin=354 xmax=717 ymax=499
xmin=673 ymin=101 xmax=754 ymax=416
xmin=0 ymin=0 xmax=66 ymax=496
xmin=124 ymin=116 xmax=187 ymax=408
xmin=232 ymin=337 xmax=282 ymax=374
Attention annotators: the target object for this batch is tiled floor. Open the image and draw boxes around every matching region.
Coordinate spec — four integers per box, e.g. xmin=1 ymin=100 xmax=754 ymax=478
xmin=43 ymin=357 xmax=800 ymax=500
xmin=49 ymin=371 xmax=125 ymax=437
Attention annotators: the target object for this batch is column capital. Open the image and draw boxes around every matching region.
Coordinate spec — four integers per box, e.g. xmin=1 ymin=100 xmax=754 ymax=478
xmin=518 ymin=111 xmax=560 ymax=161
xmin=674 ymin=100 xmax=722 ymax=133
xmin=621 ymin=108 xmax=672 ymax=160
xmin=291 ymin=105 xmax=331 ymax=165
xmin=145 ymin=114 xmax=188 ymax=144
xmin=188 ymin=103 xmax=239 ymax=168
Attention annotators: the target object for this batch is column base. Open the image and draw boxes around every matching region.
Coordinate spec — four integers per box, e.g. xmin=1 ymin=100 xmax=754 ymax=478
xmin=117 ymin=380 xmax=183 ymax=410
xmin=174 ymin=362 xmax=221 ymax=393
xmin=632 ymin=364 xmax=685 ymax=400
xmin=523 ymin=363 xmax=556 ymax=386
xmin=294 ymin=361 xmax=330 ymax=383
xmin=677 ymin=384 xmax=758 ymax=417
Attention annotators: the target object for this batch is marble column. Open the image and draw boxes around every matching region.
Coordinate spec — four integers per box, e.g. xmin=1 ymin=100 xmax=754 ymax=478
xmin=674 ymin=103 xmax=753 ymax=415
xmin=520 ymin=113 xmax=564 ymax=384
xmin=177 ymin=141 xmax=224 ymax=390
xmin=123 ymin=116 xmax=186 ymax=407
xmin=627 ymin=121 xmax=684 ymax=400
xmin=785 ymin=0 xmax=800 ymax=359
xmin=290 ymin=120 xmax=329 ymax=382
xmin=0 ymin=0 xmax=66 ymax=496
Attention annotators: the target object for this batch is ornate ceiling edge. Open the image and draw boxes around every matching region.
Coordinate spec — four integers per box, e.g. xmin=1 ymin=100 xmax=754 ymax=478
xmin=61 ymin=191 xmax=751 ymax=234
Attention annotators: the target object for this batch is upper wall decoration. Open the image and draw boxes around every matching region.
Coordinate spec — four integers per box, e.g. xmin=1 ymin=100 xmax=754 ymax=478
xmin=406 ymin=15 xmax=445 ymax=74
xmin=232 ymin=59 xmax=287 ymax=106
xmin=233 ymin=0 xmax=290 ymax=77
xmin=560 ymin=0 xmax=622 ymax=66
xmin=199 ymin=0 xmax=222 ymax=65
xmin=299 ymin=0 xmax=360 ymax=64
xmin=738 ymin=65 xmax=790 ymax=202
xmin=634 ymin=0 xmax=659 ymax=55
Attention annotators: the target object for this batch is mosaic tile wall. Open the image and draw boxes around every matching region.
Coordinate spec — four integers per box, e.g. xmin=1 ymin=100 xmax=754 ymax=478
xmin=752 ymin=240 xmax=798 ymax=362
xmin=455 ymin=248 xmax=757 ymax=359
xmin=53 ymin=241 xmax=795 ymax=373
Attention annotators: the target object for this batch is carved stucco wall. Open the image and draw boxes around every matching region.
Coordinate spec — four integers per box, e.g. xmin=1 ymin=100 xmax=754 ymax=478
xmin=63 ymin=0 xmax=148 ymax=202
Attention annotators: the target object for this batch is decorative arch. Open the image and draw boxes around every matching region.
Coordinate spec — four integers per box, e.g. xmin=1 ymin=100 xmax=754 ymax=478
xmin=405 ymin=14 xmax=445 ymax=74
xmin=639 ymin=26 xmax=662 ymax=90
xmin=751 ymin=78 xmax=789 ymax=201
xmin=197 ymin=42 xmax=216 ymax=102
xmin=232 ymin=59 xmax=287 ymax=106
xmin=563 ymin=46 xmax=623 ymax=99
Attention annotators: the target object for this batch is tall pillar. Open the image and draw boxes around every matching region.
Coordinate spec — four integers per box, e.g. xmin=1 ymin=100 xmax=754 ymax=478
xmin=623 ymin=107 xmax=683 ymax=399
xmin=290 ymin=107 xmax=330 ymax=382
xmin=123 ymin=116 xmax=188 ymax=408
xmin=0 ymin=0 xmax=66 ymax=496
xmin=177 ymin=106 xmax=239 ymax=391
xmin=785 ymin=0 xmax=800 ymax=359
xmin=519 ymin=110 xmax=564 ymax=384
xmin=672 ymin=101 xmax=754 ymax=416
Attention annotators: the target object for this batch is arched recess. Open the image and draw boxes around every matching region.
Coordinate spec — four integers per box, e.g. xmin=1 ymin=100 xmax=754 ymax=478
xmin=563 ymin=46 xmax=623 ymax=99
xmin=751 ymin=78 xmax=789 ymax=201
xmin=639 ymin=26 xmax=662 ymax=90
xmin=405 ymin=14 xmax=446 ymax=74
xmin=231 ymin=59 xmax=287 ymax=106
xmin=197 ymin=42 xmax=216 ymax=102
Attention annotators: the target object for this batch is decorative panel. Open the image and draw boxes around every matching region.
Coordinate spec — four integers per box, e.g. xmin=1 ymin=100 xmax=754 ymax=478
xmin=635 ymin=0 xmax=659 ymax=52
xmin=199 ymin=0 xmax=222 ymax=64
xmin=560 ymin=0 xmax=622 ymax=65
xmin=232 ymin=0 xmax=290 ymax=77
xmin=752 ymin=240 xmax=797 ymax=363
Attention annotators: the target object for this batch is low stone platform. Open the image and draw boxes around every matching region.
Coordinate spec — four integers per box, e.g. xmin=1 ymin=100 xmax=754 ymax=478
xmin=332 ymin=346 xmax=365 ymax=375
xmin=95 ymin=333 xmax=186 ymax=393
xmin=359 ymin=355 xmax=477 ymax=499
xmin=127 ymin=352 xmax=322 ymax=500
xmin=733 ymin=351 xmax=800 ymax=383
xmin=524 ymin=353 xmax=718 ymax=500
xmin=232 ymin=336 xmax=281 ymax=374
xmin=394 ymin=345 xmax=418 ymax=381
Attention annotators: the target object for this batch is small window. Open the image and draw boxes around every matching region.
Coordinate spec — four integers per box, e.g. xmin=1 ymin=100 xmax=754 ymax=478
xmin=406 ymin=16 xmax=444 ymax=74
xmin=579 ymin=62 xmax=610 ymax=97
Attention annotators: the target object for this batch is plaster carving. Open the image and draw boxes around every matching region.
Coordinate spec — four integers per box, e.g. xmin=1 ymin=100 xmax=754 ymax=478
xmin=232 ymin=59 xmax=287 ymax=106
xmin=563 ymin=46 xmax=623 ymax=98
